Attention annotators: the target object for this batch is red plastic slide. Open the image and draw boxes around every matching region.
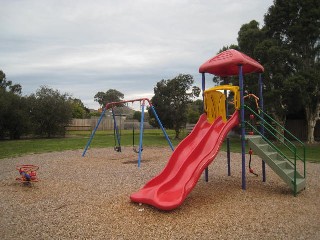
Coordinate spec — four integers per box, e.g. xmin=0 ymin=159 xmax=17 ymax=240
xmin=130 ymin=111 xmax=239 ymax=210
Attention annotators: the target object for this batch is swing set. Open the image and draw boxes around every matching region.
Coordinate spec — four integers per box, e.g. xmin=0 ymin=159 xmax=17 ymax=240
xmin=82 ymin=98 xmax=174 ymax=167
xmin=111 ymin=101 xmax=145 ymax=153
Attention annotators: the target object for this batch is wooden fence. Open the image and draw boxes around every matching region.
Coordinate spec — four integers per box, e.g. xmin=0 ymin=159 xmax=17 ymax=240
xmin=66 ymin=116 xmax=153 ymax=131
xmin=66 ymin=116 xmax=319 ymax=141
xmin=285 ymin=119 xmax=320 ymax=141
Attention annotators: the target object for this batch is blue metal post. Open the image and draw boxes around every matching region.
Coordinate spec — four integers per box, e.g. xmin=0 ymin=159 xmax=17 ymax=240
xmin=204 ymin=168 xmax=209 ymax=182
xmin=151 ymin=106 xmax=174 ymax=151
xmin=259 ymin=73 xmax=266 ymax=182
xmin=224 ymin=87 xmax=231 ymax=176
xmin=202 ymin=73 xmax=206 ymax=95
xmin=202 ymin=73 xmax=209 ymax=182
xmin=239 ymin=65 xmax=246 ymax=190
xmin=112 ymin=108 xmax=121 ymax=149
xmin=137 ymin=101 xmax=145 ymax=167
xmin=82 ymin=107 xmax=107 ymax=157
xmin=227 ymin=138 xmax=231 ymax=176
xmin=224 ymin=88 xmax=229 ymax=117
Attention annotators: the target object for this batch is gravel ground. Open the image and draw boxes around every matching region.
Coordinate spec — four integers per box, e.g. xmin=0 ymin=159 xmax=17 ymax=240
xmin=1 ymin=147 xmax=319 ymax=239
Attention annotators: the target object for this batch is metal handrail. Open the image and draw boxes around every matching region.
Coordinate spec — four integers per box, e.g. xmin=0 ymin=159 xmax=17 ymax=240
xmin=258 ymin=107 xmax=305 ymax=178
xmin=246 ymin=121 xmax=293 ymax=164
xmin=258 ymin=107 xmax=306 ymax=179
xmin=262 ymin=109 xmax=305 ymax=146
xmin=245 ymin=106 xmax=296 ymax=158
xmin=245 ymin=105 xmax=306 ymax=185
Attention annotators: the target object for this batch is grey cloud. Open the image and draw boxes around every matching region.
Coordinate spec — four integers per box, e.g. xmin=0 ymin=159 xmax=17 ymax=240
xmin=0 ymin=0 xmax=273 ymax=109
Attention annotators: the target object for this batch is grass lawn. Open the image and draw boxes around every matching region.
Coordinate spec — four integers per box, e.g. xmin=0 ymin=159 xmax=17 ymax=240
xmin=0 ymin=129 xmax=184 ymax=159
xmin=0 ymin=129 xmax=319 ymax=163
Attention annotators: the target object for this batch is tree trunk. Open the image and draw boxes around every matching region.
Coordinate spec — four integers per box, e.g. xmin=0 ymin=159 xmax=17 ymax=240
xmin=270 ymin=106 xmax=286 ymax=143
xmin=273 ymin=115 xmax=286 ymax=143
xmin=175 ymin=128 xmax=180 ymax=139
xmin=306 ymin=118 xmax=316 ymax=143
xmin=305 ymin=104 xmax=320 ymax=144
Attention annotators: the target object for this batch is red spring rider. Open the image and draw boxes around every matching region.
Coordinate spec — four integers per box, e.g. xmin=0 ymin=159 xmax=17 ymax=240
xmin=16 ymin=165 xmax=39 ymax=183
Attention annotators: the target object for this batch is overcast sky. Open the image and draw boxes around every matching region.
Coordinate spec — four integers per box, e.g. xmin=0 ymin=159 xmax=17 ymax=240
xmin=0 ymin=0 xmax=274 ymax=110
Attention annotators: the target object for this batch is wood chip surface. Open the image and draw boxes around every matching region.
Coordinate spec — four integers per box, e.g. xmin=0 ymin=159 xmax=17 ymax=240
xmin=1 ymin=147 xmax=319 ymax=239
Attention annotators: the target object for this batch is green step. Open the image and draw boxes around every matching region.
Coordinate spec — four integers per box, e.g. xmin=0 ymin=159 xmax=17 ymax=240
xmin=275 ymin=160 xmax=290 ymax=169
xmin=283 ymin=168 xmax=294 ymax=178
xmin=295 ymin=178 xmax=306 ymax=193
xmin=246 ymin=135 xmax=306 ymax=195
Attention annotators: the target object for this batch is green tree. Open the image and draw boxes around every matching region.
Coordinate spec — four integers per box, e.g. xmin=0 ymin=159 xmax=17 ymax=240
xmin=264 ymin=0 xmax=320 ymax=143
xmin=0 ymin=90 xmax=30 ymax=139
xmin=0 ymin=70 xmax=29 ymax=139
xmin=0 ymin=70 xmax=22 ymax=94
xmin=220 ymin=0 xmax=320 ymax=143
xmin=237 ymin=20 xmax=265 ymax=58
xmin=187 ymin=99 xmax=203 ymax=124
xmin=69 ymin=98 xmax=90 ymax=118
xmin=28 ymin=86 xmax=73 ymax=137
xmin=236 ymin=20 xmax=294 ymax=129
xmin=149 ymin=74 xmax=200 ymax=139
xmin=133 ymin=111 xmax=142 ymax=122
xmin=94 ymin=89 xmax=124 ymax=107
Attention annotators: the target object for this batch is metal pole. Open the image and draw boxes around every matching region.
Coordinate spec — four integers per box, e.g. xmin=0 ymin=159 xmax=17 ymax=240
xmin=202 ymin=73 xmax=206 ymax=112
xmin=239 ymin=65 xmax=246 ymax=190
xmin=202 ymin=73 xmax=209 ymax=182
xmin=138 ymin=101 xmax=145 ymax=167
xmin=227 ymin=138 xmax=231 ymax=176
xmin=151 ymin=106 xmax=174 ymax=151
xmin=205 ymin=168 xmax=209 ymax=182
xmin=112 ymin=108 xmax=121 ymax=150
xmin=202 ymin=73 xmax=206 ymax=96
xmin=259 ymin=73 xmax=266 ymax=182
xmin=82 ymin=107 xmax=107 ymax=157
xmin=224 ymin=80 xmax=231 ymax=176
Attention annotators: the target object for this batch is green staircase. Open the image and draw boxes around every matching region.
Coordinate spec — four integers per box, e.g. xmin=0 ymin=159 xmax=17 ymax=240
xmin=245 ymin=106 xmax=306 ymax=196
xmin=247 ymin=135 xmax=306 ymax=194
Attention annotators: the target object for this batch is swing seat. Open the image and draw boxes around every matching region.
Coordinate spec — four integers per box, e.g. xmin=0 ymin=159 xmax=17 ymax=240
xmin=114 ymin=146 xmax=121 ymax=152
xmin=133 ymin=146 xmax=143 ymax=153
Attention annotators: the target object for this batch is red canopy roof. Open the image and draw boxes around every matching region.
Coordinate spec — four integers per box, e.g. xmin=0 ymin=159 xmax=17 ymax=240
xmin=199 ymin=49 xmax=264 ymax=76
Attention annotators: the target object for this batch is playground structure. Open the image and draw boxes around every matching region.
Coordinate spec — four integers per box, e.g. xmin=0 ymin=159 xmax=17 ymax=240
xmin=130 ymin=49 xmax=306 ymax=210
xmin=82 ymin=98 xmax=174 ymax=167
xmin=16 ymin=164 xmax=39 ymax=184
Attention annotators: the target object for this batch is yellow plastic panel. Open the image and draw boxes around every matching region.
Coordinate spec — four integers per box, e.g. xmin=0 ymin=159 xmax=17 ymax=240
xmin=205 ymin=85 xmax=240 ymax=109
xmin=204 ymin=91 xmax=226 ymax=123
xmin=204 ymin=85 xmax=240 ymax=123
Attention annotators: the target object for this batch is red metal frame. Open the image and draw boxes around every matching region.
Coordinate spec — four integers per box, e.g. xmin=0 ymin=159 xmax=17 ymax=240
xmin=105 ymin=98 xmax=152 ymax=109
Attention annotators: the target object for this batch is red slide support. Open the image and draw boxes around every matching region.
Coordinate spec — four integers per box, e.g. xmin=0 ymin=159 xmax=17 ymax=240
xmin=130 ymin=111 xmax=239 ymax=210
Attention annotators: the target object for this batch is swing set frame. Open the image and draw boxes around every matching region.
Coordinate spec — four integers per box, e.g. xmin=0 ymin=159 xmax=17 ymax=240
xmin=82 ymin=98 xmax=174 ymax=167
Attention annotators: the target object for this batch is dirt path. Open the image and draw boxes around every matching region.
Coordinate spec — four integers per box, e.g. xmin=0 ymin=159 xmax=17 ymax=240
xmin=1 ymin=147 xmax=319 ymax=239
